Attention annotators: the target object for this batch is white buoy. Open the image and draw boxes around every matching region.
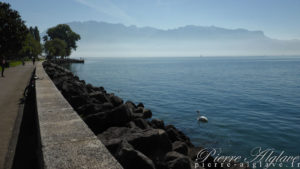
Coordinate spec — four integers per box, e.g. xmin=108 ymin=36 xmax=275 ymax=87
xmin=196 ymin=110 xmax=208 ymax=123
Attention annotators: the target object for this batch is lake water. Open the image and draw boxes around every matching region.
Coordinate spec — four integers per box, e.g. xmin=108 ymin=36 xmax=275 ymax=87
xmin=67 ymin=57 xmax=300 ymax=168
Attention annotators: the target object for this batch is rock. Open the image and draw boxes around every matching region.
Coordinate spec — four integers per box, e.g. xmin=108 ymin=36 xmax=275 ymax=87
xmin=134 ymin=107 xmax=144 ymax=113
xmin=165 ymin=151 xmax=184 ymax=162
xmin=102 ymin=102 xmax=114 ymax=110
xmin=127 ymin=121 xmax=137 ymax=128
xmin=143 ymin=109 xmax=152 ymax=119
xmin=106 ymin=104 xmax=132 ymax=125
xmin=153 ymin=161 xmax=168 ymax=169
xmin=172 ymin=141 xmax=188 ymax=155
xmin=98 ymin=127 xmax=172 ymax=158
xmin=137 ymin=102 xmax=144 ymax=108
xmin=166 ymin=126 xmax=182 ymax=142
xmin=61 ymin=81 xmax=74 ymax=96
xmin=79 ymin=80 xmax=86 ymax=85
xmin=88 ymin=97 xmax=102 ymax=104
xmin=61 ymin=80 xmax=88 ymax=98
xmin=73 ymin=75 xmax=79 ymax=81
xmin=165 ymin=125 xmax=193 ymax=146
xmin=115 ymin=140 xmax=156 ymax=169
xmin=126 ymin=101 xmax=137 ymax=110
xmin=98 ymin=86 xmax=105 ymax=91
xmin=86 ymin=83 xmax=94 ymax=93
xmin=75 ymin=100 xmax=111 ymax=116
xmin=134 ymin=118 xmax=150 ymax=129
xmin=110 ymin=95 xmax=124 ymax=106
xmin=75 ymin=103 xmax=97 ymax=116
xmin=53 ymin=76 xmax=70 ymax=89
xmin=89 ymin=91 xmax=109 ymax=103
xmin=165 ymin=151 xmax=191 ymax=169
xmin=188 ymin=147 xmax=203 ymax=161
xmin=132 ymin=112 xmax=144 ymax=119
xmin=73 ymin=81 xmax=88 ymax=93
xmin=83 ymin=112 xmax=108 ymax=134
xmin=68 ymin=95 xmax=88 ymax=108
xmin=83 ymin=104 xmax=132 ymax=134
xmin=151 ymin=119 xmax=165 ymax=129
xmin=91 ymin=86 xmax=106 ymax=93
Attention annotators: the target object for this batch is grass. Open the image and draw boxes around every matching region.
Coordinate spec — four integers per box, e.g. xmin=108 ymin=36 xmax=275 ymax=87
xmin=10 ymin=61 xmax=22 ymax=67
xmin=0 ymin=61 xmax=23 ymax=71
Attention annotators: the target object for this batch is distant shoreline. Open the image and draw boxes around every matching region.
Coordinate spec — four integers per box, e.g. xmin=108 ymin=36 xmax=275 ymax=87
xmin=69 ymin=55 xmax=300 ymax=59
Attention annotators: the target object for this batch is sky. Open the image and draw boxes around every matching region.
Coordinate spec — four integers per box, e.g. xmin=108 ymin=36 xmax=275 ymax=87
xmin=3 ymin=0 xmax=300 ymax=40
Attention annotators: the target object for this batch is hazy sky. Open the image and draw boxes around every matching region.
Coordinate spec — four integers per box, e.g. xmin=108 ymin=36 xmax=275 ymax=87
xmin=3 ymin=0 xmax=300 ymax=40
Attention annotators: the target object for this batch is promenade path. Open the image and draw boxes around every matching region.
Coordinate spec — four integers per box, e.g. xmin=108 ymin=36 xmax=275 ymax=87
xmin=0 ymin=62 xmax=35 ymax=169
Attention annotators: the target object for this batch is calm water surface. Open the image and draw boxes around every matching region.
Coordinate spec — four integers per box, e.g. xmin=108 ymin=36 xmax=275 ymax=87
xmin=67 ymin=57 xmax=300 ymax=168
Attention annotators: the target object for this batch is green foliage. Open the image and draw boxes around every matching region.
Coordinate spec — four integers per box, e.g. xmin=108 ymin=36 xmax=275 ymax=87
xmin=29 ymin=26 xmax=41 ymax=42
xmin=0 ymin=61 xmax=22 ymax=71
xmin=44 ymin=38 xmax=67 ymax=59
xmin=43 ymin=35 xmax=48 ymax=42
xmin=0 ymin=2 xmax=28 ymax=59
xmin=45 ymin=24 xmax=80 ymax=56
xmin=20 ymin=33 xmax=42 ymax=58
xmin=9 ymin=61 xmax=22 ymax=67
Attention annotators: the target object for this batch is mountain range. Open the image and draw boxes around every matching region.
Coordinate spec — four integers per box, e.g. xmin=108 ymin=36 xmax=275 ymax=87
xmin=63 ymin=21 xmax=300 ymax=57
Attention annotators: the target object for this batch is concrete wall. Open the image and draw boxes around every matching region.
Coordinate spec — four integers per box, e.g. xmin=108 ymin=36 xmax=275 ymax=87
xmin=35 ymin=62 xmax=123 ymax=169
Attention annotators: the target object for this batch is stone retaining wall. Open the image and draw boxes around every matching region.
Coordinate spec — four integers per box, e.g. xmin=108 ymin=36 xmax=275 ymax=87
xmin=35 ymin=62 xmax=123 ymax=169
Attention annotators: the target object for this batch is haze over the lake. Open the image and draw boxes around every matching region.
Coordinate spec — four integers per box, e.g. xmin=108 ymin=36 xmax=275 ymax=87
xmin=5 ymin=0 xmax=300 ymax=57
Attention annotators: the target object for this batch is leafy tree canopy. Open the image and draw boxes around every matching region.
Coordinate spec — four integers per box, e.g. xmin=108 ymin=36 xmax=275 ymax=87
xmin=20 ymin=33 xmax=42 ymax=58
xmin=0 ymin=2 xmax=28 ymax=59
xmin=44 ymin=38 xmax=67 ymax=59
xmin=46 ymin=24 xmax=80 ymax=56
xmin=29 ymin=26 xmax=41 ymax=42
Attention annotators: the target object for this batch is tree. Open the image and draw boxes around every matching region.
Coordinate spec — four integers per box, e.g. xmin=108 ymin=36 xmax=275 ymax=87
xmin=20 ymin=33 xmax=42 ymax=59
xmin=44 ymin=38 xmax=67 ymax=59
xmin=43 ymin=35 xmax=48 ymax=42
xmin=0 ymin=2 xmax=28 ymax=59
xmin=29 ymin=26 xmax=41 ymax=42
xmin=45 ymin=24 xmax=80 ymax=57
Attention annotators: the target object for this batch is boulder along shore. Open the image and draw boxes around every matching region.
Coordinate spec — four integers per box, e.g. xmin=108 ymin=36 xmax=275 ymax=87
xmin=42 ymin=61 xmax=240 ymax=169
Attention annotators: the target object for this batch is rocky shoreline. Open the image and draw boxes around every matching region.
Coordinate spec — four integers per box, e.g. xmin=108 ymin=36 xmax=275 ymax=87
xmin=43 ymin=61 xmax=244 ymax=169
xmin=49 ymin=58 xmax=84 ymax=64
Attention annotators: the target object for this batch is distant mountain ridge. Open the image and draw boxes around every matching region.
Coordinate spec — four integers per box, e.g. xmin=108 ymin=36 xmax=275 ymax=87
xmin=62 ymin=21 xmax=300 ymax=57
xmin=67 ymin=21 xmax=268 ymax=42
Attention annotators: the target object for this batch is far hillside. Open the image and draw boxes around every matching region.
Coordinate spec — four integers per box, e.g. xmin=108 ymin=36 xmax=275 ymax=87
xmin=61 ymin=21 xmax=300 ymax=57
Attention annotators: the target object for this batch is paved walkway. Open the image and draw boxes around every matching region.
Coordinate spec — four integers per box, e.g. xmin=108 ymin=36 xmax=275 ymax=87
xmin=0 ymin=62 xmax=35 ymax=168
